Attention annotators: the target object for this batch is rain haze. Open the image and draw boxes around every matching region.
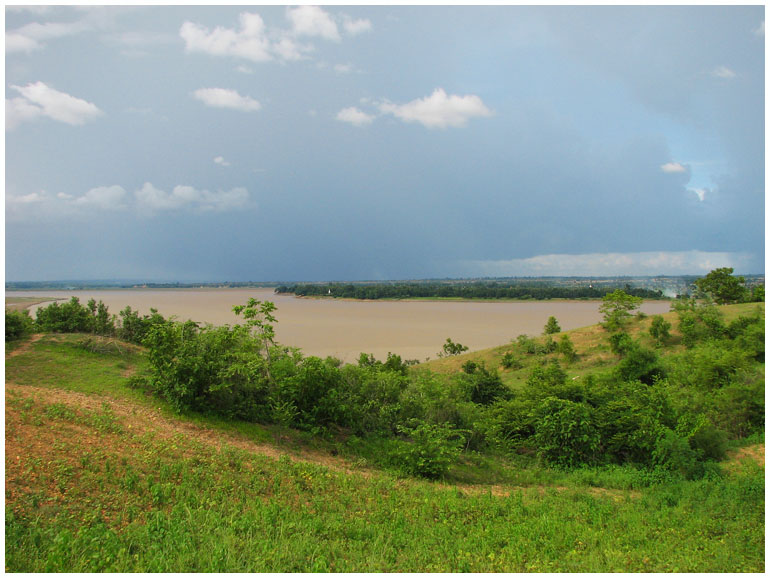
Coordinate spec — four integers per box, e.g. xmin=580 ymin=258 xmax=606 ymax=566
xmin=5 ymin=5 xmax=765 ymax=282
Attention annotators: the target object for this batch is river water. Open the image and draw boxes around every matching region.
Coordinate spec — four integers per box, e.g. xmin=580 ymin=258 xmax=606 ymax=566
xmin=6 ymin=288 xmax=671 ymax=362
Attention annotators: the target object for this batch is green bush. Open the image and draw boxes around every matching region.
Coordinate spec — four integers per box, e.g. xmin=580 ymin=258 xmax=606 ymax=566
xmin=672 ymin=299 xmax=725 ymax=348
xmin=649 ymin=315 xmax=672 ymax=346
xmin=615 ymin=345 xmax=664 ymax=385
xmin=483 ymin=397 xmax=537 ymax=451
xmin=5 ymin=309 xmax=34 ymax=341
xmin=35 ymin=297 xmax=93 ymax=333
xmin=557 ymin=334 xmax=577 ymax=362
xmin=652 ymin=429 xmax=703 ymax=479
xmin=458 ymin=362 xmax=509 ymax=406
xmin=532 ymin=397 xmax=600 ymax=467
xmin=500 ymin=351 xmax=522 ymax=369
xmin=393 ymin=420 xmax=464 ymax=479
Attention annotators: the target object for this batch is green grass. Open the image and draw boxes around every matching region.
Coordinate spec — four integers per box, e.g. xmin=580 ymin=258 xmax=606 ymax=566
xmin=5 ymin=334 xmax=147 ymax=400
xmin=6 ymin=391 xmax=764 ymax=572
xmin=5 ymin=327 xmax=765 ymax=572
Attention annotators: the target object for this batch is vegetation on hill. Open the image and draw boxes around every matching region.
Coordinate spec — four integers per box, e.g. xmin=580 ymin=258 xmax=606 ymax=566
xmin=4 ymin=268 xmax=764 ymax=571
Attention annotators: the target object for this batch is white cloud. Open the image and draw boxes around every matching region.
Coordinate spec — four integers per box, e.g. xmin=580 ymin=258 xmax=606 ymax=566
xmin=754 ymin=21 xmax=764 ymax=36
xmin=135 ymin=183 xmax=250 ymax=214
xmin=6 ymin=82 xmax=103 ymax=130
xmin=287 ymin=6 xmax=340 ymax=42
xmin=460 ymin=251 xmax=756 ymax=277
xmin=660 ymin=162 xmax=687 ymax=173
xmin=710 ymin=65 xmax=736 ymax=79
xmin=7 ymin=192 xmax=46 ymax=204
xmin=688 ymin=188 xmax=707 ymax=202
xmin=334 ymin=63 xmax=354 ymax=74
xmin=193 ymin=88 xmax=261 ymax=112
xmin=271 ymin=36 xmax=309 ymax=61
xmin=71 ymin=186 xmax=128 ymax=210
xmin=341 ymin=14 xmax=372 ymax=36
xmin=6 ymin=20 xmax=86 ymax=53
xmin=336 ymin=107 xmax=375 ymax=127
xmin=180 ymin=8 xmax=368 ymax=64
xmin=214 ymin=156 xmax=231 ymax=167
xmin=7 ymin=181 xmax=250 ymax=221
xmin=180 ymin=12 xmax=273 ymax=62
xmin=379 ymin=88 xmax=493 ymax=129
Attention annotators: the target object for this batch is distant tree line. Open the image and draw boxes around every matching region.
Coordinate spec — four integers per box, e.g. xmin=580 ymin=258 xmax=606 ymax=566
xmin=275 ymin=282 xmax=666 ymax=301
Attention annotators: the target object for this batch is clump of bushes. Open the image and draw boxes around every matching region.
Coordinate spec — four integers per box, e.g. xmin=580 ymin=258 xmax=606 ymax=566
xmin=5 ymin=309 xmax=34 ymax=341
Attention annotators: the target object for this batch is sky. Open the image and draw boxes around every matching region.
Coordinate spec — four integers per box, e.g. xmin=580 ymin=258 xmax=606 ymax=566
xmin=4 ymin=4 xmax=766 ymax=282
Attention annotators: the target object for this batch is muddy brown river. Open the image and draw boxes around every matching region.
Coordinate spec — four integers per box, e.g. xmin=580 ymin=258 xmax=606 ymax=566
xmin=6 ymin=288 xmax=671 ymax=362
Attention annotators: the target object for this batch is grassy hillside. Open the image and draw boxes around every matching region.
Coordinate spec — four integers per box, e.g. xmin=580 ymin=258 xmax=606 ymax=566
xmin=422 ymin=302 xmax=763 ymax=388
xmin=5 ymin=308 xmax=765 ymax=572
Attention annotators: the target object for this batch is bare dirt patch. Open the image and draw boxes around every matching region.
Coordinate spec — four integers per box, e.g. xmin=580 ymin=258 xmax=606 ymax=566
xmin=6 ymin=334 xmax=44 ymax=359
xmin=727 ymin=444 xmax=765 ymax=468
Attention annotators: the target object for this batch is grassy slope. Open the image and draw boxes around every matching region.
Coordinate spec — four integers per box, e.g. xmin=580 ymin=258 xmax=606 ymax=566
xmin=5 ymin=318 xmax=765 ymax=572
xmin=422 ymin=302 xmax=765 ymax=389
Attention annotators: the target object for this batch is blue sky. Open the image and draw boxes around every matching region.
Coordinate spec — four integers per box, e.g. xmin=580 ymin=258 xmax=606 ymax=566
xmin=4 ymin=5 xmax=765 ymax=281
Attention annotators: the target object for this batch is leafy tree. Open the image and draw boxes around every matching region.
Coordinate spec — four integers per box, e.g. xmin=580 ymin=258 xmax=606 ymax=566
xmin=233 ymin=298 xmax=278 ymax=381
xmin=543 ymin=316 xmax=561 ymax=334
xmin=438 ymin=337 xmax=469 ymax=357
xmin=694 ymin=267 xmax=747 ymax=304
xmin=557 ymin=334 xmax=577 ymax=362
xmin=599 ymin=290 xmax=643 ymax=331
xmin=649 ymin=315 xmax=672 ymax=346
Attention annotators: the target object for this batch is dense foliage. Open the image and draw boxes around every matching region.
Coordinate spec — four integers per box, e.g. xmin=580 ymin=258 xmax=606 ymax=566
xmin=7 ymin=269 xmax=764 ymax=481
xmin=27 ymin=297 xmax=168 ymax=345
xmin=5 ymin=309 xmax=35 ymax=341
xmin=130 ymin=297 xmax=762 ymax=479
xmin=276 ymin=282 xmax=665 ymax=300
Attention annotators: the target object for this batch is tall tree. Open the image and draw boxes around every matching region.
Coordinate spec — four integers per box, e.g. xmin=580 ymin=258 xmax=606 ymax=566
xmin=599 ymin=289 xmax=643 ymax=331
xmin=543 ymin=316 xmax=561 ymax=334
xmin=694 ymin=267 xmax=747 ymax=304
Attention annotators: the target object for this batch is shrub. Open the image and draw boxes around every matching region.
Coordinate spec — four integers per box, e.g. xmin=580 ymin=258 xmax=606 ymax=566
xmin=458 ymin=362 xmax=509 ymax=406
xmin=543 ymin=316 xmax=561 ymax=334
xmin=615 ymin=345 xmax=664 ymax=385
xmin=35 ymin=297 xmax=93 ymax=333
xmin=483 ymin=398 xmax=537 ymax=450
xmin=608 ymin=332 xmax=634 ymax=356
xmin=516 ymin=334 xmax=540 ymax=355
xmin=708 ymin=379 xmax=765 ymax=437
xmin=532 ymin=396 xmax=599 ymax=467
xmin=672 ymin=298 xmax=725 ymax=348
xmin=501 ymin=351 xmax=522 ymax=369
xmin=557 ymin=334 xmax=577 ymax=362
xmin=649 ymin=315 xmax=671 ymax=346
xmin=652 ymin=429 xmax=703 ymax=479
xmin=5 ymin=309 xmax=34 ymax=341
xmin=142 ymin=320 xmax=270 ymax=420
xmin=393 ymin=420 xmax=464 ymax=479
